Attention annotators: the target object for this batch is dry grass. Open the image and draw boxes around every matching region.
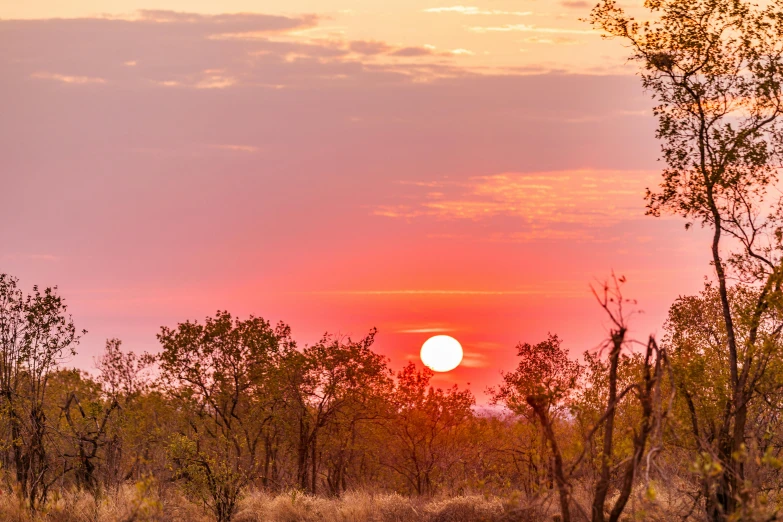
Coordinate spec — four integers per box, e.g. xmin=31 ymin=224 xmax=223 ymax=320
xmin=234 ymin=491 xmax=514 ymax=522
xmin=0 ymin=486 xmax=545 ymax=522
xmin=0 ymin=483 xmax=708 ymax=522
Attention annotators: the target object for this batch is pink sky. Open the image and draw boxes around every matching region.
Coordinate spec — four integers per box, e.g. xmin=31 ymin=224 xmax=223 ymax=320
xmin=0 ymin=2 xmax=714 ymax=399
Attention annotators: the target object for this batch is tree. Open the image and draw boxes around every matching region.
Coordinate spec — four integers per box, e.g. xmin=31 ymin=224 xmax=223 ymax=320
xmin=54 ymin=369 xmax=118 ymax=494
xmin=96 ymin=338 xmax=152 ymax=401
xmin=663 ymin=284 xmax=783 ymax=519
xmin=586 ymin=279 xmax=670 ymax=522
xmin=493 ymin=278 xmax=670 ymax=522
xmin=591 ymin=1 xmax=783 ymax=518
xmin=0 ymin=274 xmax=83 ymax=510
xmin=280 ymin=329 xmax=391 ymax=494
xmin=382 ymin=363 xmax=474 ymax=495
xmin=491 ymin=334 xmax=581 ymax=522
xmin=157 ymin=311 xmax=294 ymax=522
xmin=95 ymin=338 xmax=157 ymax=489
xmin=319 ymin=384 xmax=391 ymax=495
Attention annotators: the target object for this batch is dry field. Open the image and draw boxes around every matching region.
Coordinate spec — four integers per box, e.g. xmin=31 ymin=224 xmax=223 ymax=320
xmin=0 ymin=482 xmax=697 ymax=522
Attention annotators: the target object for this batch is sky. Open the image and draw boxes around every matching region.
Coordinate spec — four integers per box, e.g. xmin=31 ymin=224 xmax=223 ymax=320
xmin=0 ymin=0 xmax=714 ymax=399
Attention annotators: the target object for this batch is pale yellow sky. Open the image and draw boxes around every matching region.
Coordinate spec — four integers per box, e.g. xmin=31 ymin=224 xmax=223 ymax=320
xmin=0 ymin=0 xmax=642 ymax=72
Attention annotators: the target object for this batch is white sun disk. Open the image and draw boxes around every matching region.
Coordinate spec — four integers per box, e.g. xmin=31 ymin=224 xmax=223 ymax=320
xmin=420 ymin=335 xmax=464 ymax=372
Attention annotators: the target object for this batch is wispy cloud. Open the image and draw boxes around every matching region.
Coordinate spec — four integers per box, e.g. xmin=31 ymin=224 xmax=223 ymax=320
xmin=301 ymin=289 xmax=547 ymax=296
xmin=522 ymin=36 xmax=578 ymax=45
xmin=391 ymin=46 xmax=435 ymax=57
xmin=396 ymin=327 xmax=453 ymax=334
xmin=561 ymin=1 xmax=592 ymax=9
xmin=135 ymin=9 xmax=319 ymax=32
xmin=152 ymin=72 xmax=237 ymax=90
xmin=470 ymin=24 xmax=595 ymax=35
xmin=424 ymin=6 xmax=532 ymax=16
xmin=373 ymin=170 xmax=657 ymax=239
xmin=209 ymin=144 xmax=259 ymax=153
xmin=4 ymin=10 xmax=579 ymax=94
xmin=31 ymin=72 xmax=106 ymax=84
xmin=195 ymin=73 xmax=236 ymax=89
xmin=349 ymin=40 xmax=392 ymax=55
xmin=460 ymin=352 xmax=489 ymax=368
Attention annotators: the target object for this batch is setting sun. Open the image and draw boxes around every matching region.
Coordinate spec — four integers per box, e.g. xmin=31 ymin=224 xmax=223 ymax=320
xmin=420 ymin=335 xmax=464 ymax=372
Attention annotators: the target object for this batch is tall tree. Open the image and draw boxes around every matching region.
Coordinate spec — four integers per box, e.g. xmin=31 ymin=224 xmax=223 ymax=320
xmin=591 ymin=1 xmax=783 ymax=518
xmin=0 ymin=274 xmax=83 ymax=510
xmin=52 ymin=369 xmax=118 ymax=494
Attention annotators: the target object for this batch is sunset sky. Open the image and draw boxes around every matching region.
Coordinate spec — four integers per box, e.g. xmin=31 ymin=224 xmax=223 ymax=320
xmin=1 ymin=0 xmax=714 ymax=398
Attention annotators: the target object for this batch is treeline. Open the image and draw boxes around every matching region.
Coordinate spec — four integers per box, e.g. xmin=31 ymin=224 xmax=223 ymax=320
xmin=4 ymin=270 xmax=783 ymax=522
xmin=0 ymin=273 xmax=632 ymax=522
xmin=0 ymin=275 xmax=559 ymax=521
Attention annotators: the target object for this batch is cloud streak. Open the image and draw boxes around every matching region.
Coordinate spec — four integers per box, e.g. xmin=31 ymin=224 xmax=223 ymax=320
xmin=209 ymin=144 xmax=259 ymax=153
xmin=470 ymin=24 xmax=596 ymax=35
xmin=299 ymin=289 xmax=551 ymax=296
xmin=31 ymin=72 xmax=106 ymax=84
xmin=424 ymin=6 xmax=532 ymax=16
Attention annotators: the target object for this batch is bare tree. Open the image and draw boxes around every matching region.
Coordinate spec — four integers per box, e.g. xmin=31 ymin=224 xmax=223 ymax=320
xmin=57 ymin=369 xmax=119 ymax=494
xmin=496 ymin=277 xmax=671 ymax=522
xmin=95 ymin=338 xmax=155 ymax=488
xmin=588 ymin=278 xmax=670 ymax=522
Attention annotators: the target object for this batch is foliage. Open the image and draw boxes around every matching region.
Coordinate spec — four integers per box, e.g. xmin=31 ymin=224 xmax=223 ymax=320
xmin=590 ymin=0 xmax=783 ymax=519
xmin=382 ymin=363 xmax=474 ymax=496
xmin=0 ymin=274 xmax=84 ymax=510
xmin=157 ymin=311 xmax=294 ymax=522
xmin=280 ymin=329 xmax=391 ymax=495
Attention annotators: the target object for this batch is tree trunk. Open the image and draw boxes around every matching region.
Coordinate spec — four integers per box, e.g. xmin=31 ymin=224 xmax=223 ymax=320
xmin=529 ymin=399 xmax=571 ymax=522
xmin=297 ymin=417 xmax=309 ymax=490
xmin=608 ymin=337 xmax=660 ymax=522
xmin=311 ymin=430 xmax=317 ymax=494
xmin=592 ymin=329 xmax=624 ymax=522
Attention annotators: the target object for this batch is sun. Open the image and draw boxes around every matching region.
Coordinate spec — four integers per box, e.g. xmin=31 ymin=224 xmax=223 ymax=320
xmin=420 ymin=335 xmax=464 ymax=372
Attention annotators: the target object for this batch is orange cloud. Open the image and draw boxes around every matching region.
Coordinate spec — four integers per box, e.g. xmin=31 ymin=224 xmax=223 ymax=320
xmin=374 ymin=170 xmax=658 ymax=238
